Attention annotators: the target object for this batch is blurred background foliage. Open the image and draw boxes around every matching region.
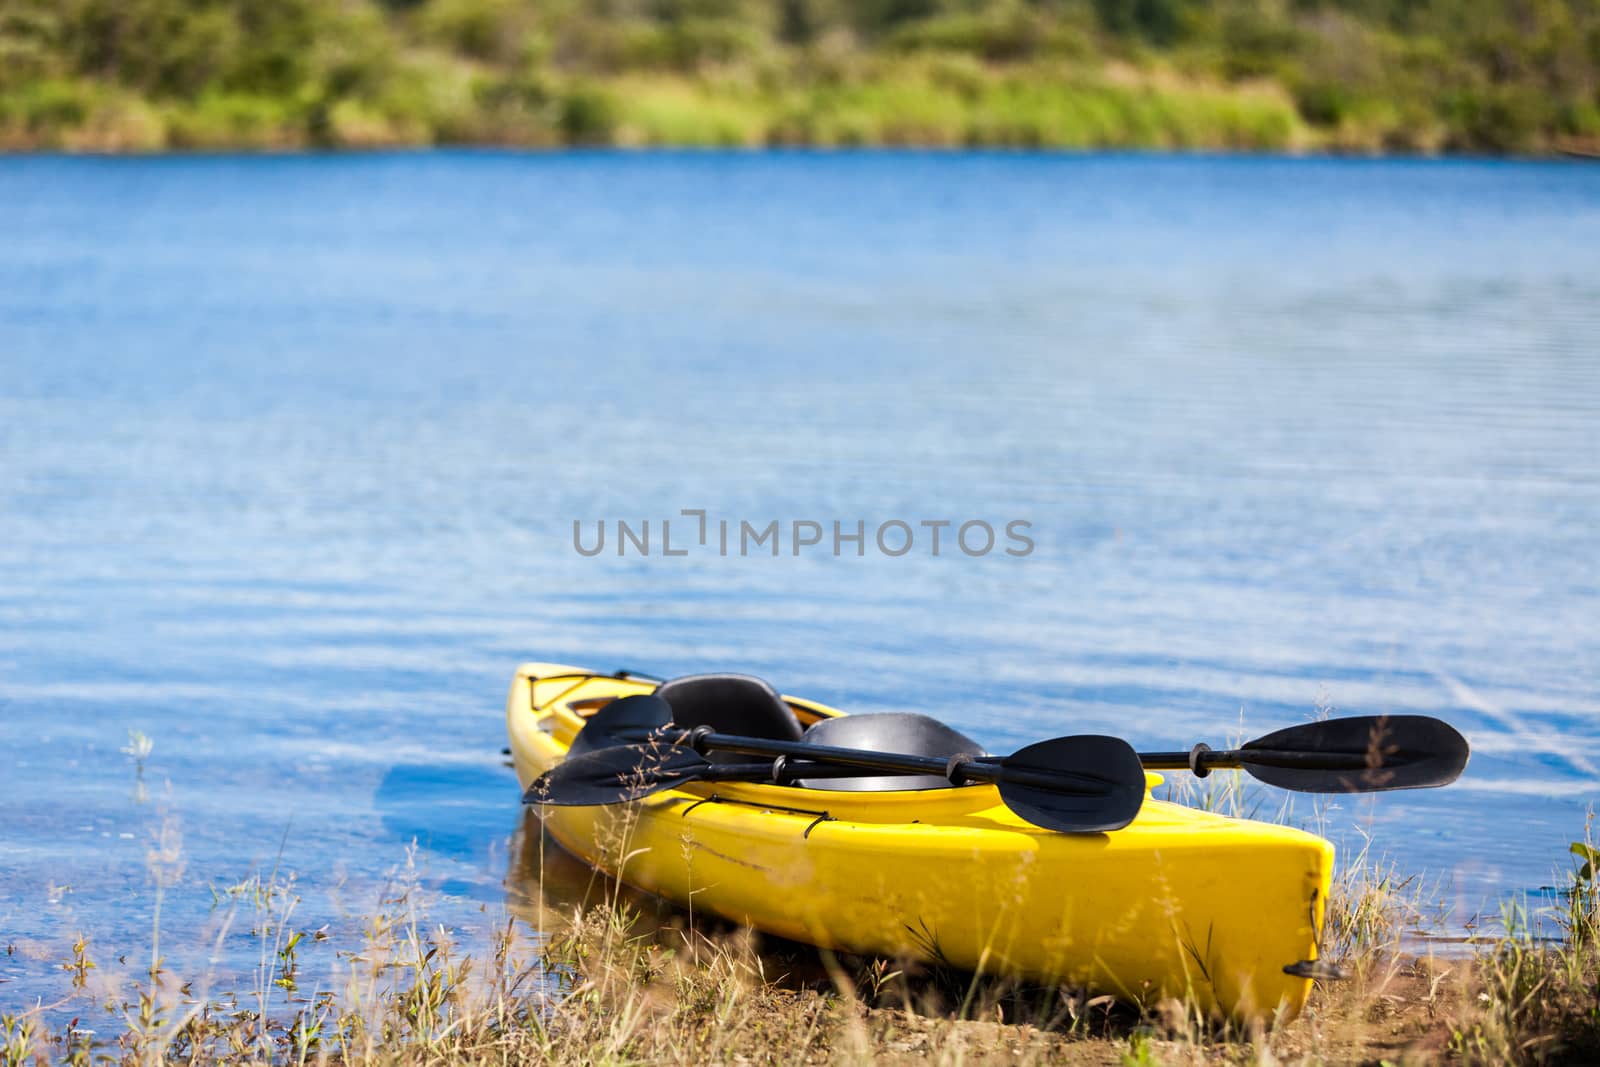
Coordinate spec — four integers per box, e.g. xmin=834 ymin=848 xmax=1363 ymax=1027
xmin=0 ymin=0 xmax=1596 ymax=152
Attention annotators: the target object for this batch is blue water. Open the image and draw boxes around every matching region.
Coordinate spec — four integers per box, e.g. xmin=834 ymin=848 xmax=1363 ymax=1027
xmin=3 ymin=152 xmax=1598 ymax=1008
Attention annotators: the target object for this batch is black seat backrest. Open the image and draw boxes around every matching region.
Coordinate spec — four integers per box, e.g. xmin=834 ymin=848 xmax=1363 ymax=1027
xmin=654 ymin=674 xmax=804 ymax=763
xmin=797 ymin=713 xmax=985 ymax=791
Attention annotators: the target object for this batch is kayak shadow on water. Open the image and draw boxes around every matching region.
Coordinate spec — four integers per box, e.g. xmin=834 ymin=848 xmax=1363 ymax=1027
xmin=373 ymin=760 xmax=524 ymax=903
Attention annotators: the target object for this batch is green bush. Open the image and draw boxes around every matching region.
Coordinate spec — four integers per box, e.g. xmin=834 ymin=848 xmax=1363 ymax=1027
xmin=0 ymin=78 xmax=168 ymax=149
xmin=558 ymin=81 xmax=620 ymax=143
xmin=887 ymin=11 xmax=1048 ymax=62
xmin=614 ymin=80 xmax=767 ymax=145
xmin=165 ymin=92 xmax=300 ymax=148
xmin=415 ymin=0 xmax=534 ymax=64
xmin=0 ymin=0 xmax=66 ymax=88
xmin=2 ymin=77 xmax=90 ymax=132
xmin=1443 ymin=84 xmax=1553 ymax=153
xmin=665 ymin=17 xmax=768 ymax=70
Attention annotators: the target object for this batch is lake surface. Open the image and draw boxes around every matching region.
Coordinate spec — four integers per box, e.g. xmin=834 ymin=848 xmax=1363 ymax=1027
xmin=2 ymin=151 xmax=1598 ymax=1008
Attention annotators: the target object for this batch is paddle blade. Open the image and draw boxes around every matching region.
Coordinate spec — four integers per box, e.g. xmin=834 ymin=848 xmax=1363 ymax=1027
xmin=997 ymin=735 xmax=1146 ymax=833
xmin=1240 ymin=715 xmax=1470 ymax=792
xmin=524 ymin=743 xmax=711 ymax=806
xmin=567 ymin=694 xmax=675 ymax=757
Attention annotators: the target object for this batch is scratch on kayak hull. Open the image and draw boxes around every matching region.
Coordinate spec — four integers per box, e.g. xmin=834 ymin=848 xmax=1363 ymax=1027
xmin=687 ymin=839 xmax=771 ymax=873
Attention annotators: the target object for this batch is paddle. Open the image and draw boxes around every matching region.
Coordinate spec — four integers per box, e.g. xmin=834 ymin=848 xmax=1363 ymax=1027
xmin=1137 ymin=715 xmax=1470 ymax=793
xmin=565 ymin=695 xmax=1469 ymax=795
xmin=529 ymin=696 xmax=1148 ymax=833
xmin=566 ymin=693 xmax=679 ymax=758
xmin=528 ymin=695 xmax=1467 ymax=836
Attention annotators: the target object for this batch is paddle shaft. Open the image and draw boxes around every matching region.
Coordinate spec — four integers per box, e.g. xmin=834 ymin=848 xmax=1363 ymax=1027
xmin=968 ymin=747 xmax=1378 ymax=773
xmin=1141 ymin=747 xmax=1376 ymax=773
xmin=631 ymin=728 xmax=1115 ymax=795
xmin=630 ymin=732 xmax=1377 ymax=782
xmin=694 ymin=747 xmax=1376 ymax=786
xmin=700 ymin=760 xmax=920 ymax=784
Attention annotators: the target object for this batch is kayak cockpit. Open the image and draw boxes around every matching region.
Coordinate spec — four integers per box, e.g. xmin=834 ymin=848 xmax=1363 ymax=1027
xmin=796 ymin=712 xmax=986 ymax=791
xmin=652 ymin=671 xmax=987 ymax=791
xmin=655 ymin=673 xmax=803 ymax=759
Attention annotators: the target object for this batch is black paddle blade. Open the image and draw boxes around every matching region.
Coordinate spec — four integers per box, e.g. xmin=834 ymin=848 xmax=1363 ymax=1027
xmin=524 ymin=743 xmax=712 ymax=806
xmin=567 ymin=694 xmax=675 ymax=758
xmin=997 ymin=735 xmax=1146 ymax=833
xmin=1240 ymin=715 xmax=1470 ymax=792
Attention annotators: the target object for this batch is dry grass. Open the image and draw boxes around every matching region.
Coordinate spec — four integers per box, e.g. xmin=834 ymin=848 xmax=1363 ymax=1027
xmin=7 ymin=798 xmax=1600 ymax=1066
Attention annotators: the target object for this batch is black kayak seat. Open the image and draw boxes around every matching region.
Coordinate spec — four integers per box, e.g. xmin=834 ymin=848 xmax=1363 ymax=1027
xmin=654 ymin=673 xmax=804 ymax=764
xmin=797 ymin=712 xmax=986 ymax=791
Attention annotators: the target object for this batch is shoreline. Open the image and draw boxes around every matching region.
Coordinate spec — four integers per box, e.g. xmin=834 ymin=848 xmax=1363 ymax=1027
xmin=2 ymin=143 xmax=1596 ymax=161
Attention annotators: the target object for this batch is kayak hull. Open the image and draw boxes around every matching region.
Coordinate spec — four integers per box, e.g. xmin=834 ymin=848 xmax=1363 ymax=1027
xmin=506 ymin=662 xmax=1334 ymax=1020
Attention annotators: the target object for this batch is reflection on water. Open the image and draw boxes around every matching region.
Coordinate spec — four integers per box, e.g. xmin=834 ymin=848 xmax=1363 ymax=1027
xmin=3 ymin=152 xmax=1598 ymax=1008
xmin=504 ymin=809 xmax=621 ymax=920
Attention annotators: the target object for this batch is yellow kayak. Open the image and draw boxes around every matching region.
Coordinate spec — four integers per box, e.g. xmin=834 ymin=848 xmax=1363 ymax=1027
xmin=506 ymin=662 xmax=1335 ymax=1020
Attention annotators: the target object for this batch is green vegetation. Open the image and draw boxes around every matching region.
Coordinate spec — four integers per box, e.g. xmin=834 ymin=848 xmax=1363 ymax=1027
xmin=0 ymin=0 xmax=1596 ymax=153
